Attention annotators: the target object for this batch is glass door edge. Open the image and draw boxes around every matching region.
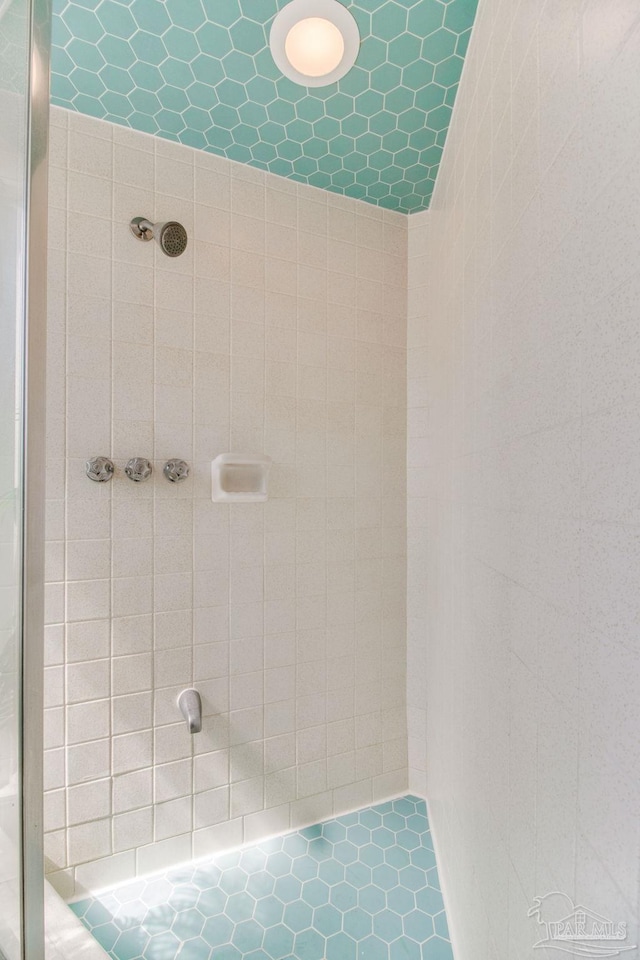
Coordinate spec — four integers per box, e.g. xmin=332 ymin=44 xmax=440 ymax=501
xmin=21 ymin=0 xmax=51 ymax=955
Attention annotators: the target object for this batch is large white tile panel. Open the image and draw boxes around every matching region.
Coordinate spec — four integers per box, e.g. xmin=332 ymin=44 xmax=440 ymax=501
xmin=407 ymin=0 xmax=640 ymax=956
xmin=45 ymin=105 xmax=407 ymax=894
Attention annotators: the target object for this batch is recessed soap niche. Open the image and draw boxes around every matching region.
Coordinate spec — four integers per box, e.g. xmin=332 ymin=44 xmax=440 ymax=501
xmin=211 ymin=453 xmax=272 ymax=502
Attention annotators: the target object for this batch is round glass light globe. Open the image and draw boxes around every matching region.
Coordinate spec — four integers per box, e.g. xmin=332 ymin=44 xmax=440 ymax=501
xmin=270 ymin=0 xmax=360 ymax=88
xmin=284 ymin=17 xmax=345 ymax=78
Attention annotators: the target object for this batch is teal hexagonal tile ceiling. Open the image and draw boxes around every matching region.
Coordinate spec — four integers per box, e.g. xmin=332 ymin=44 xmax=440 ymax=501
xmin=51 ymin=0 xmax=478 ymax=213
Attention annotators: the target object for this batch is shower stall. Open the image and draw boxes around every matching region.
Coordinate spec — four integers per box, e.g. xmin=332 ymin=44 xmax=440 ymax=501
xmin=4 ymin=0 xmax=640 ymax=958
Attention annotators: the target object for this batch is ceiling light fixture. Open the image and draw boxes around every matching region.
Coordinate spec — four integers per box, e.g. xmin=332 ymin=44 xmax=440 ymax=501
xmin=270 ymin=0 xmax=360 ymax=88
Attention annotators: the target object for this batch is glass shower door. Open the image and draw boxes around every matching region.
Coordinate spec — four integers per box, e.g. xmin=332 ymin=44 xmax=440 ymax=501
xmin=0 ymin=0 xmax=31 ymax=950
xmin=0 ymin=0 xmax=49 ymax=956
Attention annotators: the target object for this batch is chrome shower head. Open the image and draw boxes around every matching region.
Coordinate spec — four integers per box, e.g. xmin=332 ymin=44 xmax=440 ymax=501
xmin=130 ymin=217 xmax=188 ymax=257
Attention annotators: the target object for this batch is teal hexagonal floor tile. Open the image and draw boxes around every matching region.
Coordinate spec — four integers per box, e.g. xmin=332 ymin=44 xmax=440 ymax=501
xmin=131 ymin=0 xmax=171 ymax=34
xmin=142 ymin=879 xmax=173 ymax=907
xmin=283 ymin=899 xmax=313 ymax=933
xmin=253 ymin=895 xmax=284 ymax=929
xmin=307 ymin=838 xmax=333 ymax=863
xmin=71 ymin=797 xmax=455 ymax=960
xmin=274 ymin=875 xmax=302 ymax=903
xmin=346 ymin=825 xmax=370 ymax=847
xmin=313 ymin=903 xmax=341 ymax=938
xmin=398 ymin=866 xmax=427 ymax=893
xmin=318 ymin=857 xmax=345 ymax=886
xmin=114 ymin=899 xmax=147 ymax=927
xmin=333 ymin=840 xmax=359 ymax=865
xmin=197 ymin=887 xmax=227 ymax=916
xmin=113 ymin=927 xmax=149 ymax=960
xmin=386 ymin=848 xmax=411 ymax=875
xmin=176 ymin=937 xmax=212 ymax=960
xmin=404 ymin=909 xmax=435 ymax=943
xmin=83 ymin=900 xmax=113 ymax=926
xmin=233 ymin=920 xmax=264 ymax=953
xmin=415 ymin=886 xmax=446 ymax=916
xmin=359 ymin=884 xmax=386 ymax=915
xmin=421 ymin=935 xmax=454 ymax=959
xmin=263 ymin=923 xmax=295 ymax=959
xmin=291 ymin=855 xmax=318 ymax=883
xmin=246 ymin=871 xmax=276 ymax=900
xmin=344 ymin=906 xmax=372 ymax=940
xmin=172 ymin=908 xmax=205 ymax=941
xmin=345 ymin=862 xmax=371 ymax=889
xmin=359 ymin=810 xmax=383 ymax=830
xmin=358 ymin=935 xmax=388 ymax=960
xmin=147 ymin=931 xmax=181 ymax=957
xmin=410 ymin=847 xmax=437 ymax=871
xmin=301 ymin=878 xmax=330 ymax=908
xmin=281 ymin=835 xmax=307 ymax=859
xmin=326 ymin=932 xmax=357 ymax=960
xmin=329 ymin=882 xmax=357 ymax=912
xmin=89 ymin=922 xmax=119 ymax=951
xmin=373 ymin=909 xmax=403 ymax=943
xmin=409 ymin=821 xmax=431 ymax=843
xmin=215 ymin=946 xmax=243 ymax=960
xmin=226 ymin=892 xmax=255 ymax=923
xmin=293 ymin=927 xmax=326 ymax=960
xmin=266 ymin=852 xmax=293 ymax=878
xmin=433 ymin=912 xmax=449 ymax=939
xmin=391 ymin=938 xmax=421 ymax=960
xmin=202 ymin=912 xmax=234 ymax=947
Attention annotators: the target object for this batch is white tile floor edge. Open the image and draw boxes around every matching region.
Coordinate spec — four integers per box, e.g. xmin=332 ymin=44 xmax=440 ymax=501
xmin=45 ymin=881 xmax=109 ymax=959
xmin=68 ymin=790 xmax=414 ymax=902
xmin=422 ymin=797 xmax=460 ymax=960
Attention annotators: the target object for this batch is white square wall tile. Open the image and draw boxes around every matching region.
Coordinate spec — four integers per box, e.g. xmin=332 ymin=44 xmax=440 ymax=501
xmin=44 ymin=112 xmax=408 ymax=883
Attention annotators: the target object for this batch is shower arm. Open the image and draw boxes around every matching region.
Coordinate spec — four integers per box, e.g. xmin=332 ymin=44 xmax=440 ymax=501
xmin=129 ymin=216 xmax=155 ymax=240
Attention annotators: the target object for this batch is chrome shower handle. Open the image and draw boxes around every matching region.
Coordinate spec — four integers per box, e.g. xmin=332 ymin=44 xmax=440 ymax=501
xmin=163 ymin=459 xmax=190 ymax=483
xmin=86 ymin=456 xmax=114 ymax=482
xmin=125 ymin=457 xmax=152 ymax=482
xmin=177 ymin=688 xmax=202 ymax=734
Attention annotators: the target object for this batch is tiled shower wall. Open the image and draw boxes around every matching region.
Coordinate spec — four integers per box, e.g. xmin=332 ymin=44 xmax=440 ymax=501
xmin=44 ymin=105 xmax=407 ymax=898
xmin=408 ymin=0 xmax=640 ymax=957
